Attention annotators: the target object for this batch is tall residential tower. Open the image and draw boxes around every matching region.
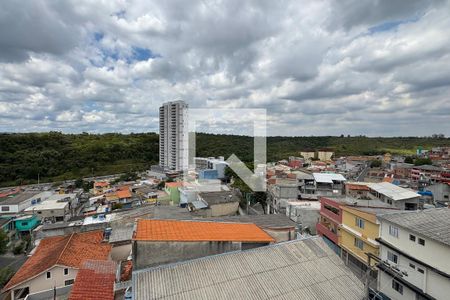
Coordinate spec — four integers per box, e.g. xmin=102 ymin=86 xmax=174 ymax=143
xmin=159 ymin=100 xmax=188 ymax=171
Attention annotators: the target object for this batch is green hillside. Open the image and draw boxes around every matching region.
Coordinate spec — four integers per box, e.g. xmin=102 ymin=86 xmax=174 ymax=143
xmin=0 ymin=132 xmax=448 ymax=186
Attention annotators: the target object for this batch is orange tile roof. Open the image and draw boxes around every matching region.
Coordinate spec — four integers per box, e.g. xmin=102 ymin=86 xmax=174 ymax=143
xmin=134 ymin=219 xmax=275 ymax=243
xmin=69 ymin=260 xmax=116 ymax=300
xmin=116 ymin=189 xmax=132 ymax=199
xmin=165 ymin=181 xmax=186 ymax=188
xmin=3 ymin=231 xmax=111 ymax=291
xmin=94 ymin=182 xmax=109 ymax=187
xmin=346 ymin=184 xmax=370 ymax=191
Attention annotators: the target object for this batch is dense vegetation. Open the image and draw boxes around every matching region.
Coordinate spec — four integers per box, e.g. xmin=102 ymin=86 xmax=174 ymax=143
xmin=1 ymin=132 xmax=449 ymax=186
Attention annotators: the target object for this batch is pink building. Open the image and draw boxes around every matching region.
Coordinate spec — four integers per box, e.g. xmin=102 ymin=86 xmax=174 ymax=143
xmin=316 ymin=197 xmax=344 ymax=246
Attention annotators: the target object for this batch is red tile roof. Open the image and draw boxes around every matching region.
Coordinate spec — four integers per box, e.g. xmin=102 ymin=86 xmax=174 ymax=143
xmin=120 ymin=260 xmax=132 ymax=282
xmin=134 ymin=219 xmax=275 ymax=243
xmin=69 ymin=260 xmax=116 ymax=300
xmin=3 ymin=231 xmax=111 ymax=291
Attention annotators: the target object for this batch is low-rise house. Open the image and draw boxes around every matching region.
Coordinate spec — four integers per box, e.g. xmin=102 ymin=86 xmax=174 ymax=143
xmin=23 ymin=193 xmax=77 ymax=222
xmin=164 ymin=181 xmax=186 ymax=204
xmin=345 ymin=182 xmax=370 ymax=199
xmin=300 ymin=150 xmax=315 ymax=160
xmin=427 ymin=182 xmax=450 ymax=206
xmin=0 ymin=191 xmax=52 ymax=215
xmin=14 ymin=215 xmax=40 ymax=236
xmin=367 ymin=182 xmax=420 ymax=210
xmin=2 ymin=230 xmax=111 ymax=300
xmin=313 ymin=172 xmax=346 ymax=196
xmin=376 ymin=208 xmax=450 ymax=300
xmin=69 ymin=260 xmax=116 ymax=300
xmin=411 ymin=165 xmax=445 ymax=183
xmin=93 ymin=181 xmax=111 ymax=195
xmin=132 ymin=219 xmax=274 ymax=270
xmin=268 ymin=178 xmax=299 ymax=213
xmin=286 ymin=200 xmax=320 ymax=234
xmin=132 ymin=237 xmax=364 ymax=300
xmin=194 ymin=191 xmax=239 ymax=217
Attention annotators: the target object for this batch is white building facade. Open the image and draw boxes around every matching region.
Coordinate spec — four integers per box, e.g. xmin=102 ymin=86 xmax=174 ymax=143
xmin=159 ymin=100 xmax=188 ymax=171
xmin=377 ymin=209 xmax=450 ymax=300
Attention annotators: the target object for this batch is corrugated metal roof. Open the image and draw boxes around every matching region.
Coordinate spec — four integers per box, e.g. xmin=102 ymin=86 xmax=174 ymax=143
xmin=378 ymin=208 xmax=450 ymax=246
xmin=367 ymin=182 xmax=419 ymax=201
xmin=133 ymin=237 xmax=364 ymax=300
xmin=313 ymin=173 xmax=346 ymax=183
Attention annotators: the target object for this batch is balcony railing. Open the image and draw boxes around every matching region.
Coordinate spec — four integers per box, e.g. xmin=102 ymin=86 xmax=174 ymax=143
xmin=316 ymin=223 xmax=339 ymax=245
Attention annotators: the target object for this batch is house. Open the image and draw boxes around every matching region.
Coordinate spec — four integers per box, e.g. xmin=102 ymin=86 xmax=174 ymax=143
xmin=411 ymin=165 xmax=445 ymax=183
xmin=345 ymin=182 xmax=370 ymax=199
xmin=93 ymin=181 xmax=111 ymax=195
xmin=23 ymin=193 xmax=77 ymax=222
xmin=267 ymin=178 xmax=299 ymax=213
xmin=286 ymin=200 xmax=320 ymax=234
xmin=376 ymin=208 xmax=450 ymax=300
xmin=316 ymin=197 xmax=346 ymax=253
xmin=2 ymin=230 xmax=111 ymax=300
xmin=0 ymin=191 xmax=52 ymax=215
xmin=427 ymin=182 xmax=450 ymax=206
xmin=69 ymin=260 xmax=116 ymax=300
xmin=116 ymin=186 xmax=132 ymax=203
xmin=194 ymin=191 xmax=239 ymax=217
xmin=14 ymin=215 xmax=40 ymax=236
xmin=367 ymin=182 xmax=420 ymax=210
xmin=132 ymin=219 xmax=274 ymax=270
xmin=132 ymin=237 xmax=364 ymax=300
xmin=164 ymin=181 xmax=186 ymax=204
xmin=312 ymin=172 xmax=346 ymax=196
xmin=339 ymin=205 xmax=398 ymax=275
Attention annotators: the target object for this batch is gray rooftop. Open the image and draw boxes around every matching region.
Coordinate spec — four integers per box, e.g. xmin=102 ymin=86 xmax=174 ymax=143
xmin=0 ymin=192 xmax=41 ymax=205
xmin=378 ymin=208 xmax=450 ymax=247
xmin=133 ymin=237 xmax=364 ymax=300
xmin=198 ymin=191 xmax=239 ymax=205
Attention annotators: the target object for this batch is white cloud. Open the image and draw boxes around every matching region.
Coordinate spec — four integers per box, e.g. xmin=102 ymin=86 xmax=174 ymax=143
xmin=0 ymin=0 xmax=449 ymax=136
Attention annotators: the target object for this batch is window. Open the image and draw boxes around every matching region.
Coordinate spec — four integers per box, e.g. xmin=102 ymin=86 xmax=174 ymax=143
xmin=392 ymin=280 xmax=403 ymax=295
xmin=64 ymin=279 xmax=74 ymax=286
xmin=444 ymin=195 xmax=449 ymax=199
xmin=46 ymin=272 xmax=51 ymax=279
xmin=324 ymin=204 xmax=339 ymax=215
xmin=355 ymin=218 xmax=365 ymax=229
xmin=354 ymin=238 xmax=364 ymax=250
xmin=1 ymin=206 xmax=10 ymax=212
xmin=409 ymin=263 xmax=415 ymax=269
xmin=418 ymin=268 xmax=425 ymax=274
xmin=64 ymin=268 xmax=69 ymax=275
xmin=387 ymin=199 xmax=393 ymax=205
xmin=418 ymin=238 xmax=425 ymax=246
xmin=387 ymin=251 xmax=398 ymax=264
xmin=389 ymin=225 xmax=399 ymax=238
xmin=409 ymin=234 xmax=416 ymax=242
xmin=21 ymin=222 xmax=28 ymax=226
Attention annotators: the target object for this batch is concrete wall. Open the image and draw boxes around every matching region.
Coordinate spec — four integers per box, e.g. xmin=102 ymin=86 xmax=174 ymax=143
xmin=34 ymin=222 xmax=108 ymax=240
xmin=111 ymin=243 xmax=132 ymax=262
xmin=263 ymin=228 xmax=295 ymax=243
xmin=209 ymin=202 xmax=239 ymax=217
xmin=133 ymin=241 xmax=242 ymax=270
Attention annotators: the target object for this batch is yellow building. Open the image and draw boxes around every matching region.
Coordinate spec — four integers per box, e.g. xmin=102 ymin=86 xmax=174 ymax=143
xmin=339 ymin=206 xmax=385 ymax=266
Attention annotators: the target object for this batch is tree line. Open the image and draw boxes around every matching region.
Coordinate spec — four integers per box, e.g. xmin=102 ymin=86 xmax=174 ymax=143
xmin=1 ymin=132 xmax=448 ymax=186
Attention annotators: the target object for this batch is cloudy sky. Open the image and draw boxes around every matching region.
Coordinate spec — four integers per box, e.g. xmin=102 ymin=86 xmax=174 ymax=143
xmin=1 ymin=0 xmax=450 ymax=136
